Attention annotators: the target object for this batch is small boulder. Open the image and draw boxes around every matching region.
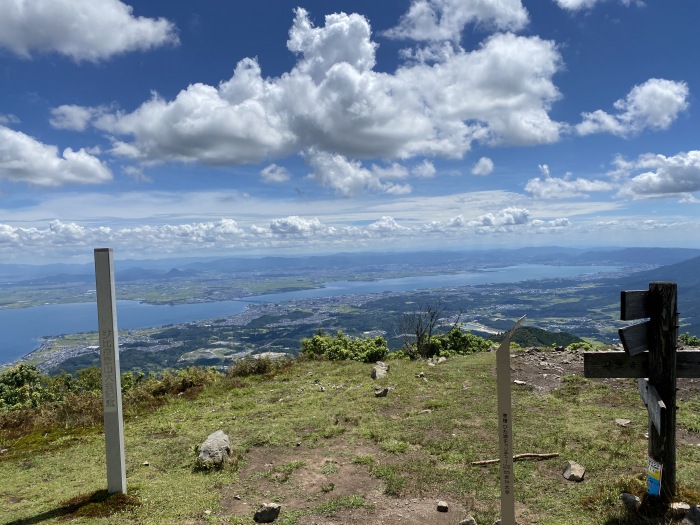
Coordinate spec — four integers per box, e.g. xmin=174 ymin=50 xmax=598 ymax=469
xmin=371 ymin=361 xmax=390 ymax=379
xmin=436 ymin=500 xmax=449 ymax=512
xmin=615 ymin=418 xmax=631 ymax=427
xmin=197 ymin=430 xmax=231 ymax=469
xmin=374 ymin=386 xmax=389 ymax=397
xmin=620 ymin=493 xmax=641 ymax=509
xmin=562 ymin=460 xmax=585 ymax=482
xmin=459 ymin=517 xmax=477 ymax=525
xmin=254 ymin=502 xmax=281 ymax=523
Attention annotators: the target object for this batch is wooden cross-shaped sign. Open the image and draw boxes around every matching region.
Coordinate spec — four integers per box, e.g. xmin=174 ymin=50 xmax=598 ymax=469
xmin=583 ymin=282 xmax=700 ymax=510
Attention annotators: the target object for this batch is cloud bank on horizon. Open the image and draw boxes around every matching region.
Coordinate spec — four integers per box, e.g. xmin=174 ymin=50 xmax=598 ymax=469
xmin=0 ymin=0 xmax=697 ymax=262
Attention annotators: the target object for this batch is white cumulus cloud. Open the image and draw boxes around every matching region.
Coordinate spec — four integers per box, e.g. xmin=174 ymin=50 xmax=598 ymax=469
xmin=261 ymin=164 xmax=291 ymax=184
xmin=0 ymin=0 xmax=178 ymax=62
xmin=554 ymin=0 xmax=642 ymax=11
xmin=525 ymin=164 xmax=613 ymax=199
xmin=576 ymin=79 xmax=689 ymax=137
xmin=617 ymin=151 xmax=700 ymax=199
xmin=269 ymin=216 xmax=334 ymax=236
xmin=384 ymin=0 xmax=529 ymax=42
xmin=305 ymin=149 xmax=412 ymax=196
xmin=471 ymin=157 xmax=494 ymax=176
xmin=73 ymin=8 xmax=563 ymax=194
xmin=0 ymin=125 xmax=112 ymax=186
xmin=412 ymin=160 xmax=437 ymax=178
xmin=471 ymin=207 xmax=531 ymax=229
xmin=50 ymin=105 xmax=104 ymax=131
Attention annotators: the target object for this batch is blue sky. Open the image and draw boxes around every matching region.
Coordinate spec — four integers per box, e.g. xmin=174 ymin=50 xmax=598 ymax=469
xmin=1 ymin=0 xmax=698 ymax=263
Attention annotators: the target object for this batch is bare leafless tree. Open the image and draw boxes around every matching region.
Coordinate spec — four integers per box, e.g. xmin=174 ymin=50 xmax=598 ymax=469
xmin=397 ymin=302 xmax=445 ymax=358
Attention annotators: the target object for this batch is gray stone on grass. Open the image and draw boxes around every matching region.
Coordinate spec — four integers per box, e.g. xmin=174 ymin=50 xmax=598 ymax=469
xmin=620 ymin=492 xmax=641 ymax=509
xmin=459 ymin=517 xmax=477 ymax=525
xmin=374 ymin=386 xmax=389 ymax=397
xmin=197 ymin=430 xmax=231 ymax=468
xmin=254 ymin=502 xmax=281 ymax=523
xmin=562 ymin=460 xmax=585 ymax=482
xmin=371 ymin=361 xmax=390 ymax=379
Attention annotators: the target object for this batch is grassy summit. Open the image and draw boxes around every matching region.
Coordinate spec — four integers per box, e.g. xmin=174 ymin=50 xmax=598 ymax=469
xmin=1 ymin=351 xmax=700 ymax=524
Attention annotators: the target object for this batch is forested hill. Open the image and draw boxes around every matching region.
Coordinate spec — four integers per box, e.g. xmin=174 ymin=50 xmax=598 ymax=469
xmin=489 ymin=326 xmax=583 ymax=348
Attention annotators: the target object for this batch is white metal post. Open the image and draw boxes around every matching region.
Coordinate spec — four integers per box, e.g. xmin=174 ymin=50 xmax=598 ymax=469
xmin=94 ymin=248 xmax=127 ymax=494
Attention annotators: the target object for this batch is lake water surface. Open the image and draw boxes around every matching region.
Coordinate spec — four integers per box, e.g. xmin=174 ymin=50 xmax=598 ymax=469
xmin=0 ymin=264 xmax=617 ymax=365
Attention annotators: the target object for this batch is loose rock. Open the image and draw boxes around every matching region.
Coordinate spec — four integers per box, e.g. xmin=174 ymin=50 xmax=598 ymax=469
xmin=254 ymin=502 xmax=281 ymax=523
xmin=459 ymin=517 xmax=477 ymax=525
xmin=197 ymin=430 xmax=231 ymax=469
xmin=371 ymin=361 xmax=390 ymax=379
xmin=615 ymin=418 xmax=631 ymax=427
xmin=562 ymin=460 xmax=585 ymax=482
xmin=436 ymin=500 xmax=449 ymax=512
xmin=620 ymin=492 xmax=641 ymax=509
xmin=672 ymin=502 xmax=691 ymax=516
xmin=374 ymin=386 xmax=389 ymax=397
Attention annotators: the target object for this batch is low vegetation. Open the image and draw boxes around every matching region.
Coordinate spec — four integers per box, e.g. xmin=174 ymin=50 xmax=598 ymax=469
xmin=300 ymin=329 xmax=389 ymax=363
xmin=2 ymin=341 xmax=699 ymax=524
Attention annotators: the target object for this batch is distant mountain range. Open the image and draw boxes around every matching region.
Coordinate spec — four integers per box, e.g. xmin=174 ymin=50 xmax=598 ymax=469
xmin=3 ymin=246 xmax=700 ymax=284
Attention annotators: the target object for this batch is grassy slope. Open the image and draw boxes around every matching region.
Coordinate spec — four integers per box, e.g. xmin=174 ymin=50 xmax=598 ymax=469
xmin=2 ymin=354 xmax=699 ymax=524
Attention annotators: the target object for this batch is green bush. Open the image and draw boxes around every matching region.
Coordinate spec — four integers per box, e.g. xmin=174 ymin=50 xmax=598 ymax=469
xmin=429 ymin=326 xmax=492 ymax=357
xmin=566 ymin=341 xmax=592 ymax=351
xmin=301 ymin=330 xmax=388 ymax=363
xmin=0 ymin=364 xmax=55 ymax=410
xmin=680 ymin=332 xmax=700 ymax=346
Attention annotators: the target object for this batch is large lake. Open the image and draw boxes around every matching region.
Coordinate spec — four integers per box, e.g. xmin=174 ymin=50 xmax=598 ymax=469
xmin=0 ymin=264 xmax=616 ymax=365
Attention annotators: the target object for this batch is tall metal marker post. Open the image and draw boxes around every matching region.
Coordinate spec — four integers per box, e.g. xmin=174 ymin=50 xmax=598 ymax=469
xmin=496 ymin=316 xmax=524 ymax=525
xmin=94 ymin=248 xmax=127 ymax=494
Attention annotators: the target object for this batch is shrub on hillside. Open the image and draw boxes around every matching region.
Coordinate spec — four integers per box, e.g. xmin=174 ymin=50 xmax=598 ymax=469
xmin=680 ymin=332 xmax=700 ymax=347
xmin=301 ymin=330 xmax=388 ymax=363
xmin=0 ymin=364 xmax=55 ymax=410
xmin=430 ymin=326 xmax=492 ymax=357
xmin=226 ymin=355 xmax=293 ymax=379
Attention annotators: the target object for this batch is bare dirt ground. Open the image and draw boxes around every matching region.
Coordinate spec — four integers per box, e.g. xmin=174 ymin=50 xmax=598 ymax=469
xmin=222 ymin=440 xmax=469 ymax=524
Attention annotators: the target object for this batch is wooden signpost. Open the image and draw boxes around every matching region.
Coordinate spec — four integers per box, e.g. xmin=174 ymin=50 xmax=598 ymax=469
xmin=94 ymin=248 xmax=127 ymax=494
xmin=584 ymin=282 xmax=700 ymax=510
xmin=496 ymin=316 xmax=524 ymax=525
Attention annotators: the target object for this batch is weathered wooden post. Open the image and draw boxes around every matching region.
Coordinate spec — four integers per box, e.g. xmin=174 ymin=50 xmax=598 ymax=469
xmin=645 ymin=282 xmax=677 ymax=508
xmin=94 ymin=248 xmax=127 ymax=494
xmin=584 ymin=281 xmax=700 ymax=513
xmin=496 ymin=316 xmax=524 ymax=525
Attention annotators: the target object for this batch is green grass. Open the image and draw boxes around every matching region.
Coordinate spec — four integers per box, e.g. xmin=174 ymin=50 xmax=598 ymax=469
xmin=2 ymin=354 xmax=699 ymax=524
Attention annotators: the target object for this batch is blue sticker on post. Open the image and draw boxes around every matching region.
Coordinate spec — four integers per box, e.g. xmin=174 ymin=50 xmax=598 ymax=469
xmin=647 ymin=457 xmax=662 ymax=496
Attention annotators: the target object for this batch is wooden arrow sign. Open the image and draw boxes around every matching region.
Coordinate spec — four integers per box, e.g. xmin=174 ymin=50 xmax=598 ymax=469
xmin=637 ymin=378 xmax=665 ymax=434
xmin=583 ymin=351 xmax=700 ymax=378
xmin=619 ymin=322 xmax=650 ymax=356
